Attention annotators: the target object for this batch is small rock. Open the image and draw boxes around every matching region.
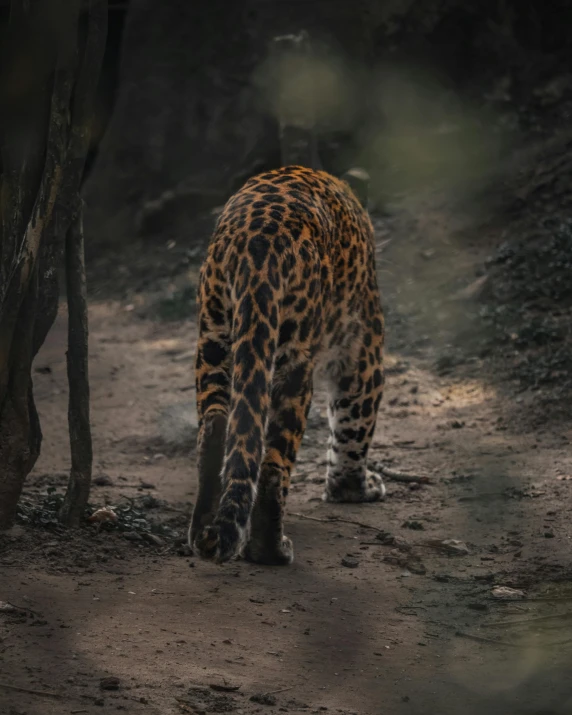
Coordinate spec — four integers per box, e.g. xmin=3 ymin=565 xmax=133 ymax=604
xmin=0 ymin=601 xmax=19 ymax=614
xmin=491 ymin=586 xmax=525 ymax=600
xmin=383 ymin=549 xmax=425 ymax=575
xmin=474 ymin=573 xmax=495 ymax=582
xmin=142 ymin=532 xmax=164 ymax=546
xmin=88 ymin=507 xmax=118 ymax=524
xmin=139 ymin=481 xmax=156 ymax=489
xmin=375 ymin=531 xmax=395 ymax=545
xmin=402 ymin=520 xmax=424 ymax=531
xmin=123 ymin=531 xmax=142 ymax=542
xmin=407 ymin=558 xmax=427 ymax=576
xmin=440 ymin=539 xmax=470 ymax=555
xmin=93 ymin=474 xmax=114 ymax=487
xmin=250 ymin=694 xmax=277 ymax=706
xmin=140 ymin=494 xmax=161 ymax=509
xmin=433 ymin=574 xmax=450 ymax=583
xmin=467 ymin=602 xmax=489 ymax=612
xmin=286 ymin=699 xmax=310 ymax=710
xmin=100 ymin=676 xmax=121 ymax=690
xmin=341 ymin=557 xmax=359 ymax=568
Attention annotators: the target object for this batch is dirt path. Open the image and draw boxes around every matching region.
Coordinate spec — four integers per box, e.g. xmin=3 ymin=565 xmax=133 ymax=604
xmin=2 ymin=170 xmax=572 ymax=714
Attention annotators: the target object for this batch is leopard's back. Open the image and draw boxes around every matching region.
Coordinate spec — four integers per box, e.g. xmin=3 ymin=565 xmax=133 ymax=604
xmin=210 ymin=165 xmax=380 ymax=345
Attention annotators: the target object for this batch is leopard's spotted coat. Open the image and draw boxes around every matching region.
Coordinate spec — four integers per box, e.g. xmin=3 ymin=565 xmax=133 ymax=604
xmin=189 ymin=166 xmax=385 ymax=565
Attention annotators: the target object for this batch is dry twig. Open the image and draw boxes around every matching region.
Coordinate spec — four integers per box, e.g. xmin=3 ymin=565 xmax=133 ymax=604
xmin=484 ymin=613 xmax=572 ymax=628
xmin=456 ymin=630 xmax=572 ymax=649
xmin=0 ymin=681 xmax=61 ymax=698
xmin=289 ymin=512 xmax=387 ymax=534
xmin=376 ymin=465 xmax=431 ymax=484
xmin=264 ymin=685 xmax=295 ymax=696
xmin=455 ymin=631 xmax=525 ymax=648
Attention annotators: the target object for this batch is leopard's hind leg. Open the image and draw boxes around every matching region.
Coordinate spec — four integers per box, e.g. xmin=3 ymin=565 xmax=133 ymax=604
xmin=243 ymin=357 xmax=314 ymax=565
xmin=188 ymin=410 xmax=228 ymax=548
xmin=323 ymin=321 xmax=385 ymax=503
xmin=188 ymin=271 xmax=232 ymax=549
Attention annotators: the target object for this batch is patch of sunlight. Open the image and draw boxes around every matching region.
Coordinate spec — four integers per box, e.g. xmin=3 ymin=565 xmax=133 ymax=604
xmin=442 ymin=380 xmax=497 ymax=407
xmin=385 ymin=351 xmax=497 ymax=411
xmin=87 ymin=300 xmax=126 ymax=319
xmin=139 ymin=337 xmax=187 ymax=353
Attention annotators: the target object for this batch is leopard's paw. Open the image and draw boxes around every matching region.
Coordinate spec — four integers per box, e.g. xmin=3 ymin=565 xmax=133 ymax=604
xmin=364 ymin=468 xmax=386 ymax=501
xmin=322 ymin=469 xmax=386 ymax=503
xmin=243 ymin=535 xmax=294 ymax=566
xmin=193 ymin=520 xmax=242 ymax=564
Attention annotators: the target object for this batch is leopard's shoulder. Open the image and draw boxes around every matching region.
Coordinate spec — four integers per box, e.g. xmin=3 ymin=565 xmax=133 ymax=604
xmin=213 ymin=165 xmax=373 ymax=257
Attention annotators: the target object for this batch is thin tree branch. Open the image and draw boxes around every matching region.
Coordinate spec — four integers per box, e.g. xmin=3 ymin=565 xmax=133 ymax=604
xmin=59 ymin=0 xmax=108 ymax=221
xmin=0 ymin=681 xmax=62 ymax=698
xmin=60 ymin=200 xmax=92 ymax=526
xmin=59 ymin=0 xmax=108 ymax=525
xmin=289 ymin=512 xmax=387 ymax=534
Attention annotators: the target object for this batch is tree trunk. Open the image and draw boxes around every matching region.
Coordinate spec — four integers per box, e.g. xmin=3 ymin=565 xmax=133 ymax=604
xmin=0 ymin=0 xmax=72 ymax=529
xmin=0 ymin=0 xmax=107 ymax=529
xmin=0 ymin=262 xmax=42 ymax=528
xmin=58 ymin=0 xmax=107 ymax=525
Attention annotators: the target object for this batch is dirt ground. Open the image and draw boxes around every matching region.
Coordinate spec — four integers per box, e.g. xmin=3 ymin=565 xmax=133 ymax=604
xmin=2 ymin=130 xmax=572 ymax=715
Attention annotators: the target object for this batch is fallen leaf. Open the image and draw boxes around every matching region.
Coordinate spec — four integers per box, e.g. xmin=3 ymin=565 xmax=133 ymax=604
xmin=492 ymin=586 xmax=525 ymax=600
xmin=88 ymin=507 xmax=118 ymax=524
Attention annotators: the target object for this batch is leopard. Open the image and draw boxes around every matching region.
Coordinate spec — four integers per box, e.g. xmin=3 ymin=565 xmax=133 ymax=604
xmin=188 ymin=165 xmax=386 ymax=566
